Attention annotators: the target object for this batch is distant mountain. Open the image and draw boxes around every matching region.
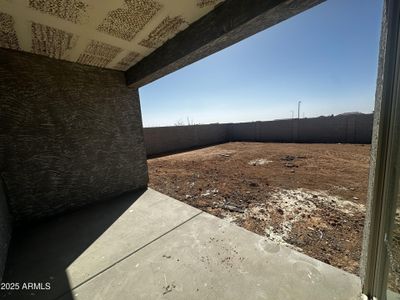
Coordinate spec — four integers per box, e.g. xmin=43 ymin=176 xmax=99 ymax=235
xmin=336 ymin=112 xmax=366 ymax=116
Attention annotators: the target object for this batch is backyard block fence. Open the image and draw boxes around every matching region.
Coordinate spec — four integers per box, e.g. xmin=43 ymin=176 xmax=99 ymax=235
xmin=144 ymin=113 xmax=373 ymax=157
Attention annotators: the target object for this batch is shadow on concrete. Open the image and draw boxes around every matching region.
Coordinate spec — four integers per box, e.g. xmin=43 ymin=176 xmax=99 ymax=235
xmin=0 ymin=189 xmax=146 ymax=300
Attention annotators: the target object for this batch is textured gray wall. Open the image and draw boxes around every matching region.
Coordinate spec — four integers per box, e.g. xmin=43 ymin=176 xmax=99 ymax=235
xmin=144 ymin=114 xmax=373 ymax=156
xmin=144 ymin=124 xmax=228 ymax=156
xmin=0 ymin=49 xmax=148 ymax=222
xmin=0 ymin=180 xmax=11 ymax=282
xmin=229 ymin=114 xmax=373 ymax=144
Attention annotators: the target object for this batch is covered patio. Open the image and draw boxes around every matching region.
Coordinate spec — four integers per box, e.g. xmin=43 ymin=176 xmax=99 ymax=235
xmin=0 ymin=0 xmax=399 ymax=299
xmin=3 ymin=189 xmax=360 ymax=299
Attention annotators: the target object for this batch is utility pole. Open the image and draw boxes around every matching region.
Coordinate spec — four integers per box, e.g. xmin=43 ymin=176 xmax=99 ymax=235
xmin=291 ymin=110 xmax=294 ymax=119
xmin=296 ymin=101 xmax=301 ymax=142
xmin=298 ymin=100 xmax=301 ymax=119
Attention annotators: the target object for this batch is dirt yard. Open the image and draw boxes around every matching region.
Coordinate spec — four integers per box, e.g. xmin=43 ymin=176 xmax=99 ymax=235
xmin=147 ymin=142 xmax=371 ymax=275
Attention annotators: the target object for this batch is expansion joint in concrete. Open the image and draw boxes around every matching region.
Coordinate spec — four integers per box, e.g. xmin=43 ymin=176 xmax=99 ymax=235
xmin=54 ymin=211 xmax=203 ymax=300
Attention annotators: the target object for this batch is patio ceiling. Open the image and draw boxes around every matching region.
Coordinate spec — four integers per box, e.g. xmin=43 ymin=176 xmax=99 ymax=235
xmin=0 ymin=0 xmax=223 ymax=71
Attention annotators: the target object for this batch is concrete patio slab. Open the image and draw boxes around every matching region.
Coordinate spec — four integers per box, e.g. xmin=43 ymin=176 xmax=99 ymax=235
xmin=388 ymin=290 xmax=400 ymax=300
xmin=2 ymin=188 xmax=361 ymax=300
xmin=1 ymin=189 xmax=200 ymax=300
xmin=60 ymin=211 xmax=361 ymax=300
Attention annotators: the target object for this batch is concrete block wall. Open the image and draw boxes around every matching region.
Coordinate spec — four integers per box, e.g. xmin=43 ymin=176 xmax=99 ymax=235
xmin=229 ymin=114 xmax=373 ymax=144
xmin=295 ymin=117 xmax=347 ymax=143
xmin=297 ymin=114 xmax=373 ymax=144
xmin=144 ymin=124 xmax=229 ymax=156
xmin=353 ymin=114 xmax=374 ymax=143
xmin=229 ymin=120 xmax=294 ymax=142
xmin=0 ymin=49 xmax=148 ymax=223
xmin=144 ymin=114 xmax=373 ymax=156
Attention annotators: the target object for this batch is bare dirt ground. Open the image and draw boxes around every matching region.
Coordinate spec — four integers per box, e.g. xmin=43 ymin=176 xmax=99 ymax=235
xmin=148 ymin=142 xmax=371 ymax=275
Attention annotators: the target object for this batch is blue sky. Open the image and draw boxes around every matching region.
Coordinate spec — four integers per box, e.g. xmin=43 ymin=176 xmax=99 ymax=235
xmin=139 ymin=0 xmax=383 ymax=127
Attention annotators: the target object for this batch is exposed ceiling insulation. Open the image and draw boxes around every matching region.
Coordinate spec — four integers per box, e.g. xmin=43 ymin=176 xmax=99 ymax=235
xmin=0 ymin=0 xmax=223 ymax=70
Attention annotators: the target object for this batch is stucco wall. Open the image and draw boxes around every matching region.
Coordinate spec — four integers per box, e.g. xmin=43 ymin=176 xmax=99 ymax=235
xmin=0 ymin=49 xmax=148 ymax=223
xmin=0 ymin=180 xmax=11 ymax=282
